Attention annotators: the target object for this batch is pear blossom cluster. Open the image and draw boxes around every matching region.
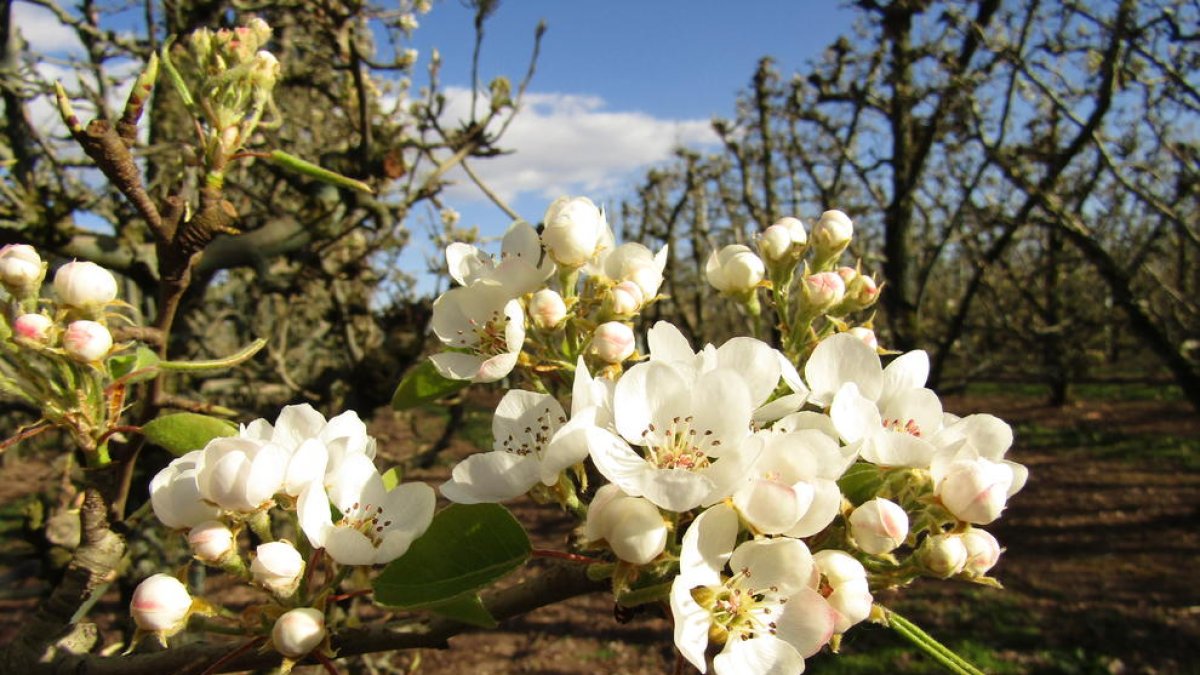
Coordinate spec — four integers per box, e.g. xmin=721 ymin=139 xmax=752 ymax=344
xmin=140 ymin=403 xmax=434 ymax=668
xmin=427 ymin=199 xmax=1026 ymax=673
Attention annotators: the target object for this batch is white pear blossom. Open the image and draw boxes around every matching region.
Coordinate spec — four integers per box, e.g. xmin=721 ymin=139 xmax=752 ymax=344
xmin=528 ymin=288 xmax=567 ymax=329
xmin=440 ymin=389 xmax=592 ymax=504
xmin=960 ymin=529 xmax=1002 ymax=577
xmin=62 ymin=320 xmax=113 ymax=362
xmin=671 ymin=504 xmax=837 ymax=674
xmin=130 ymin=574 xmax=192 ymax=634
xmin=240 ymin=404 xmax=377 ymax=498
xmin=813 ymin=550 xmax=873 ymax=633
xmin=430 ymin=282 xmax=525 ymax=382
xmin=592 ymin=321 xmax=635 ymax=363
xmin=298 ymin=453 xmax=434 ymax=565
xmin=730 ymin=429 xmax=850 ymax=537
xmin=187 ymin=520 xmax=235 ymax=564
xmin=758 ymin=217 xmax=807 ymax=264
xmin=542 ymin=196 xmax=611 ymax=268
xmin=584 ymin=484 xmax=668 ymax=565
xmin=195 ymin=436 xmax=290 ymax=513
xmin=608 ymin=280 xmax=644 ymax=316
xmin=929 ymin=414 xmax=1027 ymax=524
xmin=0 ymin=244 xmax=43 ymax=296
xmin=272 ymin=607 xmax=326 ymax=659
xmin=149 ymin=450 xmax=222 ymax=529
xmin=252 ymin=541 xmax=305 ymax=597
xmin=705 ymin=244 xmax=765 ymax=295
xmin=53 ymin=260 xmax=118 ymax=309
xmin=849 ymin=498 xmax=909 ymax=555
xmin=445 ymin=220 xmax=553 ymax=295
xmin=811 ymin=210 xmax=854 ymax=261
xmin=600 ymin=242 xmax=668 ymax=299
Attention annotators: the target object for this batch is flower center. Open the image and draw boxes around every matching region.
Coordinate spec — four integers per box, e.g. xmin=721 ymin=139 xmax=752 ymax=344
xmin=694 ymin=567 xmax=786 ymax=644
xmin=340 ymin=501 xmax=391 ymax=547
xmin=883 ymin=417 xmax=922 ymax=437
xmin=498 ymin=408 xmax=567 ymax=457
xmin=452 ymin=310 xmax=509 ymax=355
xmin=642 ymin=415 xmax=718 ymax=471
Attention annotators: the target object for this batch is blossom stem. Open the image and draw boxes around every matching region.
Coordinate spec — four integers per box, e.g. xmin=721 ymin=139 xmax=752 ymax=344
xmin=883 ymin=607 xmax=985 ymax=675
xmin=615 ymin=580 xmax=673 ymax=607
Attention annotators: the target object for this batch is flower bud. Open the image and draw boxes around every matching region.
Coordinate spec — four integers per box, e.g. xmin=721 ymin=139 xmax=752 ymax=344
xmin=937 ymin=458 xmax=1015 ymax=524
xmin=13 ymin=313 xmax=53 ymax=342
xmin=130 ymin=574 xmax=192 ymax=633
xmin=814 ymin=550 xmax=871 ymax=633
xmin=849 ymin=497 xmax=909 ymax=555
xmin=53 ymin=261 xmax=118 ymax=310
xmin=801 ymin=271 xmax=846 ymax=313
xmin=921 ymin=533 xmax=968 ymax=578
xmin=0 ymin=244 xmax=44 ymax=297
xmin=848 ymin=326 xmax=878 ymax=350
xmin=272 ymin=607 xmax=326 ymax=659
xmin=62 ymin=320 xmax=113 ymax=362
xmin=251 ymin=50 xmax=281 ymax=90
xmin=814 ymin=549 xmax=867 ymax=587
xmin=811 ymin=210 xmax=853 ymax=267
xmin=960 ymin=529 xmax=1002 ymax=577
xmin=608 ymin=280 xmax=644 ymax=316
xmin=187 ymin=520 xmax=235 ymax=564
xmin=758 ymin=217 xmax=807 ymax=264
xmin=246 ymin=17 xmax=272 ymax=45
xmin=705 ymin=245 xmax=765 ymax=295
xmin=251 ymin=541 xmax=305 ymax=598
xmin=585 ymin=486 xmax=667 ymax=565
xmin=528 ymin=288 xmax=567 ymax=330
xmin=592 ymin=321 xmax=635 ymax=364
xmin=542 ymin=196 xmax=608 ymax=268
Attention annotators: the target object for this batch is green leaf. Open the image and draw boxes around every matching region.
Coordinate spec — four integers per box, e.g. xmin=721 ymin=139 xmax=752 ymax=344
xmin=838 ymin=461 xmax=885 ymax=505
xmin=159 ymin=338 xmax=267 ymax=372
xmin=142 ymin=412 xmax=237 ymax=456
xmin=424 ymin=593 xmax=497 ymax=628
xmin=267 ymin=150 xmax=374 ymax=194
xmin=374 ymin=503 xmax=531 ymax=609
xmin=391 ymin=358 xmax=469 ymax=410
xmin=381 ymin=467 xmax=402 ymax=491
xmin=108 ymin=347 xmax=161 ymax=384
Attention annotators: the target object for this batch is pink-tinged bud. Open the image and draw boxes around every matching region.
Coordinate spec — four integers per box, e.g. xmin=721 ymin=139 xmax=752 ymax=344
xmin=836 ymin=266 xmax=858 ymax=286
xmin=251 ymin=541 xmax=305 ymax=598
xmin=187 ymin=520 xmax=235 ymax=564
xmin=921 ymin=533 xmax=968 ymax=578
xmin=592 ymin=321 xmax=635 ymax=363
xmin=528 ymin=288 xmax=567 ymax=330
xmin=705 ymin=244 xmax=765 ymax=295
xmin=848 ymin=326 xmax=878 ymax=350
xmin=849 ymin=497 xmax=909 ymax=555
xmin=585 ymin=485 xmax=667 ymax=565
xmin=0 ymin=244 xmax=44 ymax=297
xmin=812 ymin=210 xmax=854 ymax=252
xmin=53 ymin=261 xmax=118 ymax=309
xmin=609 ymin=280 xmax=644 ymax=316
xmin=814 ymin=549 xmax=867 ymax=587
xmin=802 ymin=271 xmax=846 ymax=313
xmin=272 ymin=607 xmax=326 ymax=659
xmin=13 ymin=313 xmax=53 ymax=342
xmin=937 ymin=458 xmax=1014 ymax=524
xmin=758 ymin=217 xmax=807 ymax=263
xmin=542 ymin=196 xmax=608 ymax=268
xmin=960 ymin=529 xmax=1002 ymax=577
xmin=130 ymin=573 xmax=192 ymax=633
xmin=62 ymin=320 xmax=113 ymax=362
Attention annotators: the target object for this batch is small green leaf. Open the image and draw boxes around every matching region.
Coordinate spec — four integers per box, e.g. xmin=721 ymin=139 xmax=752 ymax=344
xmin=159 ymin=338 xmax=267 ymax=372
xmin=267 ymin=150 xmax=374 ymax=194
xmin=381 ymin=467 xmax=402 ymax=491
xmin=374 ymin=503 xmax=531 ymax=609
xmin=391 ymin=358 xmax=469 ymax=410
xmin=424 ymin=593 xmax=497 ymax=628
xmin=142 ymin=412 xmax=237 ymax=456
xmin=109 ymin=347 xmax=161 ymax=384
xmin=838 ymin=461 xmax=885 ymax=506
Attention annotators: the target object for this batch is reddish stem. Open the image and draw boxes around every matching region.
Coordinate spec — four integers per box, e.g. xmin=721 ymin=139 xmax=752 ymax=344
xmin=200 ymin=635 xmax=266 ymax=675
xmin=328 ymin=588 xmax=373 ymax=602
xmin=531 ymin=548 xmax=601 ymax=564
xmin=314 ymin=650 xmax=341 ymax=674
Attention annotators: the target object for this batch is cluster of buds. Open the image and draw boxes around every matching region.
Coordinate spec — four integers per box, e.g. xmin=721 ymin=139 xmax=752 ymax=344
xmin=140 ymin=404 xmax=435 ymax=670
xmin=422 ymin=198 xmax=1026 ymax=673
xmin=706 ymin=210 xmax=882 ymax=361
xmin=429 ymin=195 xmax=667 ymax=386
xmin=0 ymin=245 xmax=133 ymax=458
xmin=166 ymin=19 xmax=281 ymax=177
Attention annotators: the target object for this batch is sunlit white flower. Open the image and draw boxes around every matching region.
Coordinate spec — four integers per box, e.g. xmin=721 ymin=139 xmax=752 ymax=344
xmin=929 ymin=414 xmax=1027 ymax=524
xmin=730 ymin=429 xmax=849 ymax=537
xmin=600 ymin=242 xmax=668 ymax=299
xmin=252 ymin=541 xmax=305 ymax=597
xmin=584 ymin=484 xmax=668 ymax=565
xmin=53 ymin=260 xmax=118 ymax=309
xmin=272 ymin=608 xmax=326 ymax=659
xmin=130 ymin=574 xmax=192 ymax=635
xmin=849 ymin=497 xmax=909 ymax=555
xmin=195 ymin=436 xmax=289 ymax=513
xmin=758 ymin=217 xmax=807 ymax=264
xmin=241 ymin=404 xmax=377 ymax=497
xmin=430 ymin=282 xmax=525 ymax=382
xmin=298 ymin=453 xmax=434 ymax=565
xmin=149 ymin=450 xmax=222 ymax=529
xmin=440 ymin=389 xmax=592 ymax=504
xmin=705 ymin=244 xmax=765 ymax=295
xmin=671 ymin=504 xmax=837 ymax=674
xmin=813 ymin=550 xmax=873 ymax=633
xmin=542 ymin=196 xmax=611 ymax=268
xmin=446 ymin=220 xmax=553 ymax=295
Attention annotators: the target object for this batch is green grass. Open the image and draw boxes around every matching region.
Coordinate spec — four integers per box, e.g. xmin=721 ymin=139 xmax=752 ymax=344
xmin=1014 ymin=422 xmax=1199 ymax=470
xmin=961 ymin=380 xmax=1184 ymax=403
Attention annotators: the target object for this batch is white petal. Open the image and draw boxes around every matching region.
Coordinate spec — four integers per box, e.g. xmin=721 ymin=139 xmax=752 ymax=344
xmin=501 ymin=220 xmax=542 ymax=262
xmin=880 ymin=350 xmax=930 ymax=402
xmin=381 ymin=482 xmax=436 ymax=539
xmin=325 ymin=527 xmax=378 ymax=566
xmin=1005 ymin=460 xmax=1028 ymax=497
xmin=775 ymin=587 xmax=837 ymax=657
xmin=670 ymin=581 xmax=712 ymax=674
xmin=786 ymin=479 xmax=843 ymax=538
xmin=830 ymin=383 xmax=882 ymax=444
xmin=879 ymin=387 xmax=943 ymax=438
xmin=540 ymin=410 xmax=595 ymax=485
xmin=777 ymin=351 xmax=808 ymax=398
xmin=734 ymin=480 xmax=801 ymax=535
xmin=639 ymin=469 xmax=715 ymax=512
xmin=647 ymin=321 xmax=695 ymax=363
xmin=862 ymin=432 xmax=936 ymax=468
xmin=272 ymin=404 xmax=326 ymax=449
xmin=804 ymin=332 xmax=883 ymax=406
xmin=446 ymin=242 xmax=488 ymax=286
xmin=772 ymin=411 xmax=839 ymax=442
xmin=753 ymin=393 xmax=807 ymax=426
xmin=613 ymin=361 xmax=689 ymax=445
xmin=493 ymin=390 xmax=564 ymax=452
xmin=583 ymin=484 xmax=623 ymax=542
xmin=429 ymin=351 xmax=486 ymax=381
xmin=730 ymin=538 xmax=814 ymax=594
xmin=587 ymin=428 xmax=656 ymax=499
xmin=284 ymin=438 xmax=329 ymax=496
xmin=476 ymin=352 xmax=519 ymax=383
xmin=679 ymin=503 xmax=738 ymax=587
xmin=440 ymin=452 xmax=540 ymax=503
xmin=716 ymin=337 xmax=782 ymax=406
xmin=714 ymin=635 xmax=805 ymax=675
xmin=692 ymin=368 xmax=753 ymax=453
xmin=297 ymin=484 xmax=333 ymax=549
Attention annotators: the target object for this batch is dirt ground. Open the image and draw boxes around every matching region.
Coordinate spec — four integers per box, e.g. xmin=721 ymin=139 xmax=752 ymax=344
xmin=0 ymin=392 xmax=1196 ymax=674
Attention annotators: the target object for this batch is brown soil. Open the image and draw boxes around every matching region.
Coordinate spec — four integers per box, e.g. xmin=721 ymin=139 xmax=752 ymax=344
xmin=0 ymin=393 xmax=1196 ymax=674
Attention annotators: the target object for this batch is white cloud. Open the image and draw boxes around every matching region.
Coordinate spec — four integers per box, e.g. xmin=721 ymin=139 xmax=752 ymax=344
xmin=13 ymin=1 xmax=84 ymax=54
xmin=435 ymin=86 xmax=719 ymax=205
